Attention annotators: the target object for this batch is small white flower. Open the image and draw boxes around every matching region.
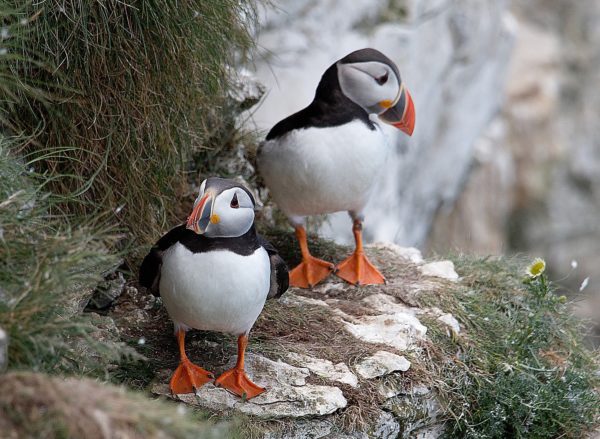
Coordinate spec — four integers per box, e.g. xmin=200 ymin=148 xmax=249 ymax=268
xmin=137 ymin=337 xmax=146 ymax=345
xmin=579 ymin=277 xmax=589 ymax=292
xmin=571 ymin=260 xmax=578 ymax=269
xmin=19 ymin=18 xmax=27 ymax=26
xmin=1 ymin=27 xmax=9 ymax=40
xmin=526 ymin=258 xmax=546 ymax=278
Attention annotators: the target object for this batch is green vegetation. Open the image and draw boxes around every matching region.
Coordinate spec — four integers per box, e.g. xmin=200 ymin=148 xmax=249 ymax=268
xmin=1 ymin=2 xmax=598 ymax=438
xmin=1 ymin=1 xmax=255 ymax=436
xmin=419 ymin=256 xmax=600 ymax=438
xmin=0 ymin=140 xmax=130 ymax=375
xmin=2 ymin=1 xmax=255 ymax=253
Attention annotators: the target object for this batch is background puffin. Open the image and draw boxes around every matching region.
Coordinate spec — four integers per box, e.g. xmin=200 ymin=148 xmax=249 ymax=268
xmin=139 ymin=177 xmax=288 ymax=400
xmin=258 ymin=48 xmax=415 ymax=288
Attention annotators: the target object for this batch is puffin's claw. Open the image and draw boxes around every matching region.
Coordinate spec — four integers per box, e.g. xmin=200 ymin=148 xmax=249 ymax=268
xmin=289 ymin=256 xmax=334 ymax=288
xmin=336 ymin=251 xmax=385 ymax=286
xmin=215 ymin=368 xmax=265 ymax=400
xmin=170 ymin=359 xmax=214 ymax=394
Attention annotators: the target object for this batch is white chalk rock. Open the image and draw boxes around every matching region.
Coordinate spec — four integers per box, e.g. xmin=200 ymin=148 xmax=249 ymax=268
xmin=419 ymin=261 xmax=459 ymax=281
xmin=355 ymin=351 xmax=411 ymax=379
xmin=437 ymin=313 xmax=461 ymax=334
xmin=343 ymin=316 xmax=426 ymax=351
xmin=152 ymin=353 xmax=347 ymax=418
xmin=370 ymin=242 xmax=424 ymax=264
xmin=287 ymin=352 xmax=358 ymax=388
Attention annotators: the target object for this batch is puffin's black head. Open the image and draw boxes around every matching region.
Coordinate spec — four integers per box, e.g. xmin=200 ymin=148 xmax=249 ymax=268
xmin=330 ymin=48 xmax=415 ymax=136
xmin=186 ymin=177 xmax=256 ymax=238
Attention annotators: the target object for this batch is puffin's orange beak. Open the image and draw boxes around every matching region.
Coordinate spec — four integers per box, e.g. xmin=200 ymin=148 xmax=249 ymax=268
xmin=186 ymin=193 xmax=212 ymax=234
xmin=379 ymin=87 xmax=415 ymax=136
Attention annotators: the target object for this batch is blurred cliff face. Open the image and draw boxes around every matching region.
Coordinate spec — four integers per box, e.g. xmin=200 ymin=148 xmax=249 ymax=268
xmin=249 ymin=0 xmax=598 ymax=306
xmin=427 ymin=0 xmax=599 ymax=300
xmin=249 ymin=0 xmax=514 ymax=245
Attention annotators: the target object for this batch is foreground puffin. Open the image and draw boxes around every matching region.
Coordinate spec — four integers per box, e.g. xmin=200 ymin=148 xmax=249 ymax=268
xmin=258 ymin=48 xmax=415 ymax=288
xmin=139 ymin=177 xmax=288 ymax=399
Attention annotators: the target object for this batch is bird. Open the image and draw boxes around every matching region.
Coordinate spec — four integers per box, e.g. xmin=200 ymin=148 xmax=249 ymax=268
xmin=257 ymin=48 xmax=415 ymax=288
xmin=139 ymin=177 xmax=288 ymax=400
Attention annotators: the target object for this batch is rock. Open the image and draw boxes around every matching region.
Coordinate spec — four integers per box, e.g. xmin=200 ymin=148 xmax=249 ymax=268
xmin=287 ymin=352 xmax=358 ymax=388
xmin=263 ymin=419 xmax=335 ymax=439
xmin=152 ymin=353 xmax=347 ymax=418
xmin=419 ymin=261 xmax=459 ymax=281
xmin=321 ymin=411 xmax=400 ymax=439
xmin=370 ymin=243 xmax=424 ymax=264
xmin=437 ymin=313 xmax=461 ymax=334
xmin=88 ymin=271 xmax=126 ymax=309
xmin=0 ymin=327 xmax=7 ymax=372
xmin=341 ymin=312 xmax=427 ymax=352
xmin=385 ymin=386 xmax=444 ymax=438
xmin=355 ymin=351 xmax=411 ymax=379
xmin=228 ymin=67 xmax=266 ymax=110
xmin=371 ymin=411 xmax=401 ymax=439
xmin=279 ymin=292 xmax=329 ymax=308
xmin=338 ymin=295 xmax=427 ymax=352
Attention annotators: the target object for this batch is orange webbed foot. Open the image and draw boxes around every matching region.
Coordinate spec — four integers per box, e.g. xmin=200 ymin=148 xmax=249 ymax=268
xmin=336 ymin=251 xmax=385 ymax=286
xmin=169 ymin=360 xmax=214 ymax=394
xmin=215 ymin=368 xmax=265 ymax=400
xmin=289 ymin=255 xmax=335 ymax=288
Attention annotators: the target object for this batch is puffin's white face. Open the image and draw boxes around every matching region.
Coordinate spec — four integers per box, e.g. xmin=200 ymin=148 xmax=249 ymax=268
xmin=337 ymin=61 xmax=401 ymax=115
xmin=186 ymin=179 xmax=255 ymax=238
xmin=337 ymin=57 xmax=415 ymax=136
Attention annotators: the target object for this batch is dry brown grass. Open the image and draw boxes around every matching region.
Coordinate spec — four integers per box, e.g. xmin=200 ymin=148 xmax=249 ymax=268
xmin=0 ymin=372 xmax=230 ymax=439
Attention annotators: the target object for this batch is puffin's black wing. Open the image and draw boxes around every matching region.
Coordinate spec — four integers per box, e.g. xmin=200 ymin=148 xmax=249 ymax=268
xmin=258 ymin=235 xmax=289 ymax=299
xmin=139 ymin=224 xmax=187 ymax=297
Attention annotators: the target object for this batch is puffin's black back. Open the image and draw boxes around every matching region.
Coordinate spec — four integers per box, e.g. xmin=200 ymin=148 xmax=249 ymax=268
xmin=265 ymin=62 xmax=375 ymax=141
xmin=139 ymin=224 xmax=289 ymax=299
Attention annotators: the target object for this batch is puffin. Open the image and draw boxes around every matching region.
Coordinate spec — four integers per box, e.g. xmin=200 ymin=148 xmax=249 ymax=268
xmin=257 ymin=48 xmax=415 ymax=288
xmin=139 ymin=177 xmax=288 ymax=399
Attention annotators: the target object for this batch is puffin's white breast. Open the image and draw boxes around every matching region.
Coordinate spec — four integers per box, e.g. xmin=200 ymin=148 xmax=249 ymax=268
xmin=258 ymin=120 xmax=389 ymax=219
xmin=159 ymin=243 xmax=270 ymax=335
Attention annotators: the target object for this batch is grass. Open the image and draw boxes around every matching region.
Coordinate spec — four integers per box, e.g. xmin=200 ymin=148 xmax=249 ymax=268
xmin=2 ymin=1 xmax=256 ymax=259
xmin=417 ymin=255 xmax=600 ymax=438
xmin=0 ymin=371 xmax=232 ymax=439
xmin=0 ymin=139 xmax=135 ymax=375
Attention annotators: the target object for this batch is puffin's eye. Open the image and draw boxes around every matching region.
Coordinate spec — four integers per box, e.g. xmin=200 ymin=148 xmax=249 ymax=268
xmin=230 ymin=193 xmax=239 ymax=209
xmin=376 ymin=72 xmax=389 ymax=85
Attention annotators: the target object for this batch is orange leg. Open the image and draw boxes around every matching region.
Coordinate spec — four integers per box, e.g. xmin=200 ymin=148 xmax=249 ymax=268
xmin=215 ymin=334 xmax=265 ymax=400
xmin=169 ymin=329 xmax=214 ymax=394
xmin=336 ymin=219 xmax=385 ymax=286
xmin=289 ymin=225 xmax=334 ymax=288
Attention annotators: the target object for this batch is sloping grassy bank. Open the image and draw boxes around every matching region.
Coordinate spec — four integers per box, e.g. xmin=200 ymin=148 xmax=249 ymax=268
xmin=2 ymin=1 xmax=255 ymax=252
xmin=1 ymin=2 xmax=255 ymax=437
xmin=418 ymin=255 xmax=600 ymax=438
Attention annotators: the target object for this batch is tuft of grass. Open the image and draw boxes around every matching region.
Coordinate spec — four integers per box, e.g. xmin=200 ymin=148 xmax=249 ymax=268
xmin=0 ymin=139 xmax=133 ymax=375
xmin=2 ymin=1 xmax=256 ymax=258
xmin=418 ymin=255 xmax=600 ymax=438
xmin=0 ymin=372 xmax=232 ymax=439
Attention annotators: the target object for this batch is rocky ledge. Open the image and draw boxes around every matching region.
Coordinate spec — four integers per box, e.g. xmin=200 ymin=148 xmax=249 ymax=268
xmin=112 ymin=241 xmax=460 ymax=438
